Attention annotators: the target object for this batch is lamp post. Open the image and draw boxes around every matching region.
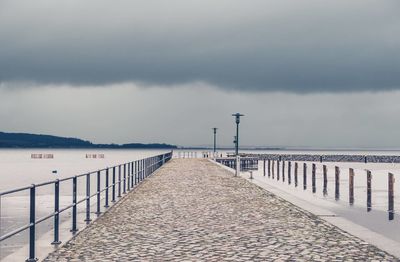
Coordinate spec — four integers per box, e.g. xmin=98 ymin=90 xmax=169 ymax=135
xmin=232 ymin=113 xmax=244 ymax=156
xmin=212 ymin=128 xmax=217 ymax=153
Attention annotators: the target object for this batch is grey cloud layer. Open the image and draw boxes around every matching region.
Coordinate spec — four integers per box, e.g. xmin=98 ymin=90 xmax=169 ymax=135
xmin=1 ymin=0 xmax=399 ymax=92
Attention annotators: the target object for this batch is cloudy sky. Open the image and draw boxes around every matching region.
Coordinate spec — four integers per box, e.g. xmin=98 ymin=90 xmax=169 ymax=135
xmin=1 ymin=0 xmax=400 ymax=148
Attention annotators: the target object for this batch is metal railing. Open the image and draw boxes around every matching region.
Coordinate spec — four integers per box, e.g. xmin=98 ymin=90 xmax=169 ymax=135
xmin=215 ymin=157 xmax=258 ymax=171
xmin=0 ymin=151 xmax=172 ymax=261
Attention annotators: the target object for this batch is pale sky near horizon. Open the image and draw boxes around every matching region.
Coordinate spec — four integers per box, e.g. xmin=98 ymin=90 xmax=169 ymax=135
xmin=1 ymin=0 xmax=400 ymax=148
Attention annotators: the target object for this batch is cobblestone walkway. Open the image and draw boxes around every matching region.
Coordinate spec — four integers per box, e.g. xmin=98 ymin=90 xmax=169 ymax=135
xmin=44 ymin=159 xmax=397 ymax=261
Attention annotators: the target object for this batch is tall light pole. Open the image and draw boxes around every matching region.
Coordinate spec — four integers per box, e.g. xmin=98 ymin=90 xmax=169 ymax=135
xmin=212 ymin=128 xmax=218 ymax=153
xmin=232 ymin=113 xmax=244 ymax=156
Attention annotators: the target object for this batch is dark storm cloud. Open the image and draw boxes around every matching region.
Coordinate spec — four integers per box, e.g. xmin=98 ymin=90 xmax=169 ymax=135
xmin=0 ymin=0 xmax=399 ymax=92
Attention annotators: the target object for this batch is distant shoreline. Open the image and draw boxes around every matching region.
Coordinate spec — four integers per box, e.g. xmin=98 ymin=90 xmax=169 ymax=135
xmin=0 ymin=131 xmax=177 ymax=149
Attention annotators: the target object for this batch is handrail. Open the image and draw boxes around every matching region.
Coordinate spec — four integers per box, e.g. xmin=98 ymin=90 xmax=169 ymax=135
xmin=0 ymin=151 xmax=173 ymax=261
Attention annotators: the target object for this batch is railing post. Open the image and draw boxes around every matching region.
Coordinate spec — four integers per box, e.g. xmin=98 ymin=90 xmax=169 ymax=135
xmin=138 ymin=160 xmax=141 ymax=181
xmin=140 ymin=159 xmax=142 ymax=180
xmin=388 ymin=172 xmax=394 ymax=220
xmin=303 ymin=163 xmax=307 ymax=190
xmin=349 ymin=168 xmax=354 ymax=205
xmin=112 ymin=167 xmax=116 ymax=202
xmin=96 ymin=171 xmax=101 ymax=215
xmin=135 ymin=160 xmax=138 ymax=185
xmin=118 ymin=165 xmax=122 ymax=197
xmin=141 ymin=159 xmax=144 ymax=180
xmin=85 ymin=173 xmax=91 ymax=223
xmin=127 ymin=162 xmax=130 ymax=191
xmin=124 ymin=164 xmax=126 ymax=194
xmin=71 ymin=176 xmax=78 ymax=232
xmin=123 ymin=164 xmax=126 ymax=194
xmin=312 ymin=163 xmax=316 ymax=193
xmin=146 ymin=158 xmax=148 ymax=177
xmin=51 ymin=180 xmax=61 ymax=245
xmin=131 ymin=162 xmax=134 ymax=187
xmin=140 ymin=160 xmax=145 ymax=181
xmin=282 ymin=161 xmax=285 ymax=182
xmin=105 ymin=168 xmax=109 ymax=208
xmin=288 ymin=161 xmax=291 ymax=185
xmin=335 ymin=166 xmax=340 ymax=200
xmin=27 ymin=185 xmax=37 ymax=262
xmin=323 ymin=165 xmax=328 ymax=196
xmin=294 ymin=162 xmax=298 ymax=187
xmin=367 ymin=170 xmax=372 ymax=212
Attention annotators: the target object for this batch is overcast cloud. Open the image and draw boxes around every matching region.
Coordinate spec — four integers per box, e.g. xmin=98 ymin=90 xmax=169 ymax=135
xmin=1 ymin=0 xmax=400 ymax=92
xmin=1 ymin=1 xmax=400 ymax=148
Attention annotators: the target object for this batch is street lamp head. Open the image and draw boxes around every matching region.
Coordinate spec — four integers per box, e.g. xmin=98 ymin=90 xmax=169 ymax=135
xmin=232 ymin=113 xmax=244 ymax=124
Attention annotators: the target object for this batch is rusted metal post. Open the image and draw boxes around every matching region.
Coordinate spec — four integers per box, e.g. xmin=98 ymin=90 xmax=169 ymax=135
xmin=294 ymin=162 xmax=298 ymax=187
xmin=349 ymin=168 xmax=354 ymax=205
xmin=288 ymin=161 xmax=291 ymax=185
xmin=388 ymin=172 xmax=394 ymax=220
xmin=367 ymin=170 xmax=372 ymax=212
xmin=303 ymin=163 xmax=307 ymax=190
xmin=335 ymin=166 xmax=340 ymax=200
xmin=312 ymin=163 xmax=316 ymax=193
xmin=323 ymin=165 xmax=328 ymax=196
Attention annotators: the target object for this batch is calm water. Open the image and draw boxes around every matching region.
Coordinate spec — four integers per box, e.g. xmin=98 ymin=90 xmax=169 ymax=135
xmin=0 ymin=149 xmax=171 ymax=260
xmin=1 ymin=148 xmax=400 ymax=260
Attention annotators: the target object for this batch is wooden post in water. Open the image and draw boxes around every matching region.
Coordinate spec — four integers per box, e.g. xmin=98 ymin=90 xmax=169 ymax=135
xmin=335 ymin=166 xmax=340 ymax=200
xmin=349 ymin=168 xmax=354 ymax=205
xmin=367 ymin=170 xmax=372 ymax=212
xmin=323 ymin=165 xmax=328 ymax=196
xmin=268 ymin=160 xmax=271 ymax=178
xmin=263 ymin=160 xmax=266 ymax=176
xmin=272 ymin=160 xmax=275 ymax=179
xmin=294 ymin=162 xmax=298 ymax=187
xmin=388 ymin=172 xmax=394 ymax=220
xmin=282 ymin=161 xmax=285 ymax=182
xmin=288 ymin=161 xmax=292 ymax=185
xmin=312 ymin=163 xmax=316 ymax=193
xmin=303 ymin=163 xmax=307 ymax=190
xmin=277 ymin=160 xmax=280 ymax=181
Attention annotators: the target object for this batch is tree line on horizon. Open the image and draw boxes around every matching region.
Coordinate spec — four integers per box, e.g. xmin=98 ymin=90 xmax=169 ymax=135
xmin=0 ymin=132 xmax=177 ymax=149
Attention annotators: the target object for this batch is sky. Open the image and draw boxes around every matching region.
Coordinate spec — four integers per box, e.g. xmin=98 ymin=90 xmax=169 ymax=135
xmin=1 ymin=0 xmax=400 ymax=148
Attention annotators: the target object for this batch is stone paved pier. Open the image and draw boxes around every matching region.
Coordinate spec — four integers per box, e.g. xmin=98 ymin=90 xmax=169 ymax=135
xmin=44 ymin=159 xmax=397 ymax=261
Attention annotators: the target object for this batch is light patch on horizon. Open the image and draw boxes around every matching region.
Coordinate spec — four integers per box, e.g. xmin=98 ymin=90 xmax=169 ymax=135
xmin=0 ymin=82 xmax=399 ymax=148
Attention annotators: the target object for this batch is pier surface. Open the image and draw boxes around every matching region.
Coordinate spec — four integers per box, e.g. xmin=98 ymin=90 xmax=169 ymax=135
xmin=44 ymin=159 xmax=397 ymax=261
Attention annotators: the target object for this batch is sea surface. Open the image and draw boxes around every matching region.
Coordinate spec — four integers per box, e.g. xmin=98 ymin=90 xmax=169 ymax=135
xmin=1 ymin=148 xmax=400 ymax=260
